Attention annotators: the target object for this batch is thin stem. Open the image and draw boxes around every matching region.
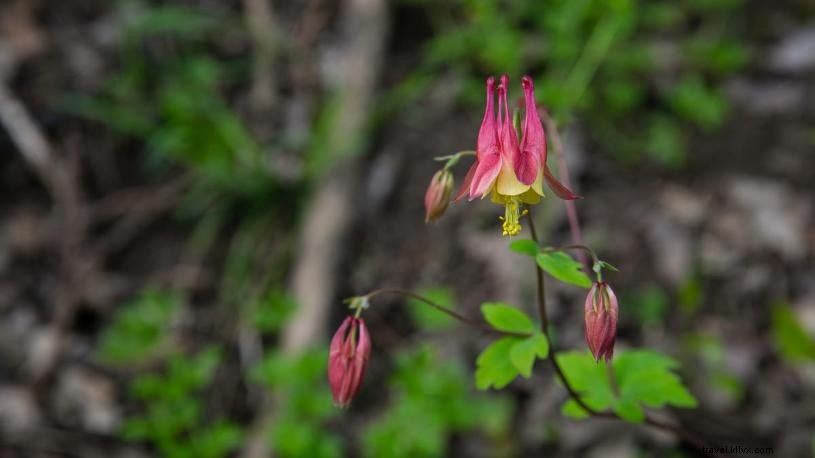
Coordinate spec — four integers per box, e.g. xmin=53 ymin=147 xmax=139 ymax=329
xmin=525 ymin=211 xmax=548 ymax=331
xmin=363 ymin=288 xmax=530 ymax=338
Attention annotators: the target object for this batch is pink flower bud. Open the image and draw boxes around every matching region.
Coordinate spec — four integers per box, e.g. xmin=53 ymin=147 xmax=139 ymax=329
xmin=424 ymin=168 xmax=454 ymax=222
xmin=328 ymin=316 xmax=371 ymax=407
xmin=584 ymin=282 xmax=618 ymax=363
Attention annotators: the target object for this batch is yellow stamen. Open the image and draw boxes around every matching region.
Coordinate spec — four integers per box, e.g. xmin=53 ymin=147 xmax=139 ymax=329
xmin=501 ymin=196 xmax=523 ymax=237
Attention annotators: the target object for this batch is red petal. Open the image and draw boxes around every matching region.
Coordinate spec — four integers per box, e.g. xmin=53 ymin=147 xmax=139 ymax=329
xmin=544 ymin=164 xmax=582 ymax=200
xmin=513 ymin=150 xmax=539 ymax=186
xmin=328 ymin=317 xmax=353 ymax=405
xmin=520 ymin=76 xmax=546 ymax=182
xmin=476 ymin=77 xmax=498 ymax=162
xmin=468 ymin=151 xmax=501 ymax=199
xmin=453 ymin=161 xmax=476 ymax=203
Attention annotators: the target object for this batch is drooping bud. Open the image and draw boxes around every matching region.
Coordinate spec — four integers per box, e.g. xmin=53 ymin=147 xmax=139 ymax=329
xmin=584 ymin=282 xmax=618 ymax=363
xmin=424 ymin=168 xmax=454 ymax=222
xmin=328 ymin=316 xmax=371 ymax=407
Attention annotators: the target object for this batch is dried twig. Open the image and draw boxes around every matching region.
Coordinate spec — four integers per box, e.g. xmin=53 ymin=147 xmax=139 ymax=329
xmin=242 ymin=0 xmax=279 ymax=113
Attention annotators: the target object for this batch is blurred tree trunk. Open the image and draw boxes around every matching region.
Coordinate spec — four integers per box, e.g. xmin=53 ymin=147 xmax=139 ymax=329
xmin=241 ymin=0 xmax=388 ymax=456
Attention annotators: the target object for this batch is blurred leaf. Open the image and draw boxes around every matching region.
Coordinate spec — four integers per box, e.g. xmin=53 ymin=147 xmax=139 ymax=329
xmin=646 ymin=115 xmax=686 ymax=168
xmin=684 ymin=37 xmax=750 ymax=75
xmin=687 ymin=0 xmax=744 ymax=12
xmin=125 ymin=4 xmax=223 ymax=38
xmin=364 ymin=345 xmax=511 ymax=458
xmin=536 ymin=251 xmax=592 ymax=288
xmin=251 ymin=289 xmax=297 ymax=333
xmin=624 ymin=284 xmax=670 ymax=326
xmin=408 ymin=287 xmax=457 ymax=330
xmin=191 ymin=421 xmax=244 ymax=458
xmin=683 ymin=332 xmax=745 ymax=403
xmin=678 ymin=273 xmax=703 ymax=314
xmin=641 ymin=2 xmax=685 ymax=30
xmin=667 ymin=77 xmax=728 ymax=130
xmin=98 ymin=289 xmax=180 ymax=364
xmin=772 ymin=302 xmax=815 ymax=363
xmin=481 ymin=303 xmax=535 ymax=334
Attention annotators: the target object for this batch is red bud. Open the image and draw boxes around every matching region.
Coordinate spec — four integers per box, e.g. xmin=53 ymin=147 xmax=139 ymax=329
xmin=424 ymin=168 xmax=454 ymax=222
xmin=584 ymin=282 xmax=618 ymax=363
xmin=328 ymin=316 xmax=371 ymax=407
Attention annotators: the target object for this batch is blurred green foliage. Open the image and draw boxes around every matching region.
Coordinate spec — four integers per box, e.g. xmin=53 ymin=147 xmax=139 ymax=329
xmin=122 ymin=347 xmax=243 ymax=458
xmin=396 ymin=0 xmax=748 ymax=166
xmin=98 ymin=289 xmax=180 ymax=364
xmin=682 ymin=332 xmax=745 ymax=404
xmin=408 ymin=287 xmax=457 ymax=330
xmin=772 ymin=301 xmax=815 ymax=363
xmin=251 ymin=348 xmax=343 ymax=458
xmin=363 ymin=345 xmax=512 ymax=458
xmin=61 ymin=1 xmax=277 ymax=217
xmin=623 ymin=285 xmax=670 ymax=327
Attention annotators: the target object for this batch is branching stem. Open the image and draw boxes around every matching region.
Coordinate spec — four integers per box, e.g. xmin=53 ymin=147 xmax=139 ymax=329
xmin=526 ymin=202 xmax=717 ymax=458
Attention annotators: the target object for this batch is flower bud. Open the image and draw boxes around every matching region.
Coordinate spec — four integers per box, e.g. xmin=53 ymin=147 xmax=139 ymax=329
xmin=584 ymin=282 xmax=618 ymax=363
xmin=328 ymin=316 xmax=371 ymax=407
xmin=424 ymin=168 xmax=454 ymax=222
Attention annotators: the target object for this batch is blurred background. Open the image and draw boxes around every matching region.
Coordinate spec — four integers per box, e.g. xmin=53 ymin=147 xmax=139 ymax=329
xmin=0 ymin=0 xmax=813 ymax=456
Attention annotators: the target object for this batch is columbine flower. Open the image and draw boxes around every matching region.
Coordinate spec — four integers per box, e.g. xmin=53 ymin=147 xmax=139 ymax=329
xmin=424 ymin=168 xmax=454 ymax=222
xmin=456 ymin=75 xmax=579 ymax=236
xmin=328 ymin=316 xmax=371 ymax=407
xmin=584 ymin=282 xmax=618 ymax=363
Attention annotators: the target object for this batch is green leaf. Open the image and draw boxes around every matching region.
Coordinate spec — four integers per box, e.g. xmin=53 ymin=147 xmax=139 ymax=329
xmin=557 ymin=350 xmax=697 ymax=423
xmin=475 ymin=338 xmax=522 ymax=389
xmin=646 ymin=115 xmax=686 ymax=168
xmin=556 ymin=352 xmax=616 ymax=411
xmin=98 ymin=289 xmax=180 ymax=364
xmin=772 ymin=301 xmax=815 ymax=363
xmin=481 ymin=303 xmax=534 ymax=334
xmin=614 ymin=350 xmax=698 ymax=410
xmin=667 ymin=76 xmax=727 ymax=130
xmin=251 ymin=289 xmax=296 ymax=332
xmin=364 ymin=345 xmax=512 ymax=458
xmin=509 ymin=333 xmax=549 ymax=378
xmin=536 ymin=251 xmax=592 ymax=288
xmin=561 ymin=399 xmax=591 ymax=419
xmin=614 ymin=399 xmax=645 ymax=423
xmin=509 ymin=239 xmax=539 ymax=257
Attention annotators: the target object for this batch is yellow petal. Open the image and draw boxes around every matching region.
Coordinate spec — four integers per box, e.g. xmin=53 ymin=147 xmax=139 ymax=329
xmin=495 ymin=162 xmax=530 ymax=196
xmin=531 ymin=166 xmax=544 ymax=196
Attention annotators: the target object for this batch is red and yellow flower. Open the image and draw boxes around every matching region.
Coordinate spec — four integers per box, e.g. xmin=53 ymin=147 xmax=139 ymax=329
xmin=457 ymin=75 xmax=579 ymax=236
